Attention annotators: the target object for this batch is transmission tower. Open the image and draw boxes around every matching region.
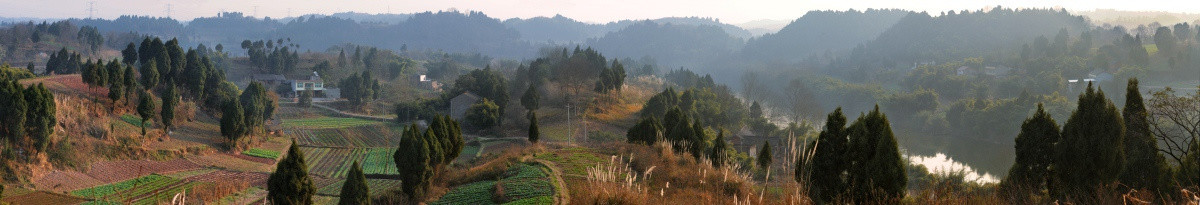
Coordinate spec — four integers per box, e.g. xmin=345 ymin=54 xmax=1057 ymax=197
xmin=87 ymin=1 xmax=96 ymax=19
xmin=165 ymin=4 xmax=173 ymax=18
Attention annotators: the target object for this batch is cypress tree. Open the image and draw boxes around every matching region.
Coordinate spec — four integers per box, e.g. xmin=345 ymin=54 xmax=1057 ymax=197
xmin=710 ymin=129 xmax=729 ymax=168
xmin=395 ymin=124 xmax=432 ymax=201
xmin=847 ymin=106 xmax=906 ymax=202
xmin=424 ymin=123 xmax=446 ymax=166
xmin=1118 ymin=79 xmax=1171 ymax=192
xmin=0 ymin=81 xmax=27 ymax=142
xmin=161 ymin=82 xmax=178 ymax=132
xmin=1054 ymin=83 xmax=1125 ymax=201
xmin=122 ymin=66 xmax=136 ymax=104
xmin=339 ymin=161 xmax=370 ymax=205
xmin=528 ymin=111 xmax=540 ymax=144
xmin=25 ymin=84 xmax=55 ymax=152
xmin=108 ymin=77 xmax=124 ymax=105
xmin=626 ymin=117 xmax=662 ymax=145
xmin=140 ymin=60 xmax=159 ymax=90
xmin=267 ymin=141 xmax=316 ymax=205
xmin=689 ymin=121 xmax=707 ymax=160
xmin=1000 ymin=104 xmax=1060 ymax=203
xmin=241 ymin=82 xmax=269 ymax=131
xmin=451 ymin=117 xmax=464 ymax=157
xmin=757 ymin=141 xmax=772 ymax=169
xmin=521 ymin=85 xmax=539 ymax=112
xmin=122 ymin=42 xmax=137 ymax=65
xmin=807 ymin=108 xmax=849 ymax=203
xmin=220 ymin=99 xmax=246 ymax=145
xmin=136 ymin=90 xmax=157 ymax=135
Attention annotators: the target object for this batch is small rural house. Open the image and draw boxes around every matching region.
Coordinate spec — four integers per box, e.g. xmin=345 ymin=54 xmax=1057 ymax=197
xmin=449 ymin=92 xmax=482 ymax=120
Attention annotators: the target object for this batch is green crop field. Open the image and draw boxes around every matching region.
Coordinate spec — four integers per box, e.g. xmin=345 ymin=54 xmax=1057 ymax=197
xmin=243 ymin=148 xmax=281 ymax=159
xmin=120 ymin=114 xmax=149 ymax=128
xmin=431 ymin=180 xmax=498 ymax=205
xmin=432 ymin=163 xmax=556 ymax=204
xmin=315 ymin=178 xmax=402 ymax=196
xmin=535 ymin=147 xmax=606 ymax=176
xmin=282 ymin=117 xmax=383 ymax=129
xmin=70 ymin=174 xmax=194 ymax=204
xmin=302 ymin=147 xmax=400 ymax=178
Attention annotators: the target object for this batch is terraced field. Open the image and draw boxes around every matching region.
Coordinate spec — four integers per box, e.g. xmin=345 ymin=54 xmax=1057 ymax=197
xmin=243 ymin=148 xmax=281 ymax=159
xmin=301 ymin=147 xmax=401 ymax=178
xmin=70 ymin=174 xmax=196 ymax=204
xmin=315 ymin=178 xmax=403 ymax=196
xmin=294 ymin=124 xmax=404 ymax=148
xmin=535 ymin=147 xmax=607 ymax=176
xmin=282 ymin=117 xmax=384 ymax=129
xmin=432 ymin=163 xmax=557 ymax=204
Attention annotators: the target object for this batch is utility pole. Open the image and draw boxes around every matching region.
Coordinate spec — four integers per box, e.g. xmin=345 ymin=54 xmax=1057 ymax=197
xmin=565 ymin=104 xmax=571 ymax=145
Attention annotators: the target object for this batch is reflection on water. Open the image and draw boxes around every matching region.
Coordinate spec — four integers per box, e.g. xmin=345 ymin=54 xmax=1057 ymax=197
xmin=907 ymin=153 xmax=1000 ymax=184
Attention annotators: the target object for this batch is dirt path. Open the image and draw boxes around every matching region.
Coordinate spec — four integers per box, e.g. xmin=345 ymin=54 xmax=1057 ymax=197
xmin=308 ymin=103 xmax=394 ymax=122
xmin=532 ymin=159 xmax=571 ymax=205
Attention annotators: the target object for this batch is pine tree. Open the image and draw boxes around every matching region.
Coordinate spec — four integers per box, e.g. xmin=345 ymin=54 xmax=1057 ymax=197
xmin=1054 ymin=83 xmax=1125 ymax=201
xmin=847 ymin=106 xmax=906 ymax=202
xmin=528 ymin=111 xmax=540 ymax=144
xmin=1000 ymin=104 xmax=1060 ymax=203
xmin=807 ymin=108 xmax=849 ymax=203
xmin=395 ymin=124 xmax=432 ymax=201
xmin=338 ymin=161 xmax=370 ymax=205
xmin=268 ymin=141 xmax=316 ymax=205
xmin=161 ymin=82 xmax=178 ymax=132
xmin=710 ymin=129 xmax=730 ymax=168
xmin=136 ymin=90 xmax=157 ymax=135
xmin=757 ymin=141 xmax=772 ymax=169
xmin=1118 ymin=79 xmax=1171 ymax=192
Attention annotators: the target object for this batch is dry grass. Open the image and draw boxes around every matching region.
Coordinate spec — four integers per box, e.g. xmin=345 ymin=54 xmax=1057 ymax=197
xmin=568 ymin=142 xmax=790 ymax=204
xmin=189 ymin=180 xmax=251 ymax=203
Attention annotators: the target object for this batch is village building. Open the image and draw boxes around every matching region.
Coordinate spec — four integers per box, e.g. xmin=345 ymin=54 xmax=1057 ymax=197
xmin=449 ymin=92 xmax=482 ymax=120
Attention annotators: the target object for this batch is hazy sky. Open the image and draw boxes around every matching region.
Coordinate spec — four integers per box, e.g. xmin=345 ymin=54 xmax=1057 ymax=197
xmin=2 ymin=0 xmax=1198 ymax=24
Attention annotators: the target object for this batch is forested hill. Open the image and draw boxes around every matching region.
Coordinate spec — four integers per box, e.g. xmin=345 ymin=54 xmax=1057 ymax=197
xmin=587 ymin=21 xmax=744 ymax=69
xmin=857 ymin=8 xmax=1090 ymax=65
xmin=61 ymin=11 xmax=750 ymax=60
xmin=740 ymin=9 xmax=911 ymax=64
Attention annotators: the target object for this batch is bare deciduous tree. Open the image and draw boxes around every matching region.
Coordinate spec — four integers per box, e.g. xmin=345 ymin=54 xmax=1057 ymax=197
xmin=1147 ymin=87 xmax=1200 ymax=165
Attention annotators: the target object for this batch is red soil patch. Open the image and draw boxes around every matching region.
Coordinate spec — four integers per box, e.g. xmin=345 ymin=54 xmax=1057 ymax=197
xmin=33 ymin=170 xmax=105 ymax=192
xmin=0 ymin=191 xmax=90 ymax=205
xmin=84 ymin=158 xmax=203 ymax=183
xmin=21 ymin=74 xmax=108 ymax=99
xmin=185 ymin=170 xmax=270 ymax=188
